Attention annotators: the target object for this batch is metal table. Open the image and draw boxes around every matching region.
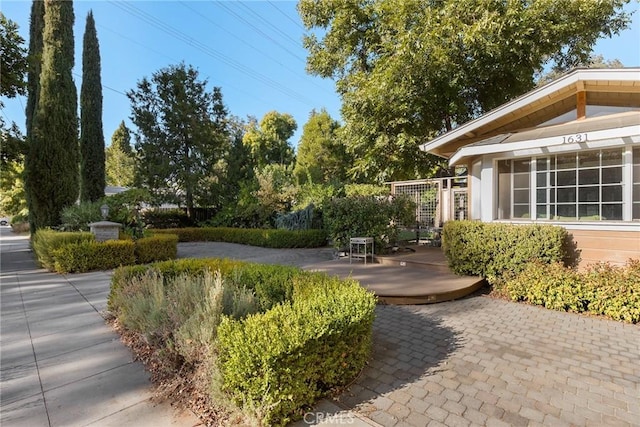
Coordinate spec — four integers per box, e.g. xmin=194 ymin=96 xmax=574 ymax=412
xmin=350 ymin=237 xmax=374 ymax=264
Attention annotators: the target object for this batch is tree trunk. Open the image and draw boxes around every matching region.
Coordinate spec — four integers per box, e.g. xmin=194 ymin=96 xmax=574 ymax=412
xmin=185 ymin=186 xmax=193 ymax=219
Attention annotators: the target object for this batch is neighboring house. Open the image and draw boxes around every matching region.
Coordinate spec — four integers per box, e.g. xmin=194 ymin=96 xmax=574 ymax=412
xmin=104 ymin=185 xmax=129 ymax=196
xmin=104 ymin=186 xmax=180 ymax=211
xmin=419 ymin=68 xmax=640 ymax=266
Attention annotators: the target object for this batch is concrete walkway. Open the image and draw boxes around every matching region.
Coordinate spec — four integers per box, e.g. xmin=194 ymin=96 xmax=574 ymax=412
xmin=0 ymin=228 xmax=199 ymax=426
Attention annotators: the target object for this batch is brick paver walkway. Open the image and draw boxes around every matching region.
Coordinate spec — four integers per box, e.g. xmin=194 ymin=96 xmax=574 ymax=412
xmin=336 ymin=296 xmax=640 ymax=427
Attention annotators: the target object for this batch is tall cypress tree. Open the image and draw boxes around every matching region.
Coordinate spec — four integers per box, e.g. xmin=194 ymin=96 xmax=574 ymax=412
xmin=80 ymin=10 xmax=104 ymax=202
xmin=24 ymin=0 xmax=44 ymax=231
xmin=27 ymin=0 xmax=78 ymax=230
xmin=25 ymin=0 xmax=44 ymax=138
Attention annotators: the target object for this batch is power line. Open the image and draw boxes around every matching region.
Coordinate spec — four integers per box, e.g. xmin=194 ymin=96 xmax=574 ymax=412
xmin=179 ymin=1 xmax=325 ymax=92
xmin=235 ymin=1 xmax=303 ymax=49
xmin=96 ymin=20 xmax=276 ymax=107
xmin=268 ymin=1 xmax=306 ymax=32
xmin=97 ymin=23 xmax=181 ymax=65
xmin=213 ymin=1 xmax=306 ymax=63
xmin=108 ymin=1 xmax=315 ymax=107
xmin=1 ymin=107 xmax=12 ymax=124
xmin=72 ymin=71 xmax=127 ymax=96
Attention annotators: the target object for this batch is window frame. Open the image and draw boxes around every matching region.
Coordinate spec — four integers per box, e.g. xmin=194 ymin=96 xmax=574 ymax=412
xmin=495 ymin=146 xmax=637 ymax=222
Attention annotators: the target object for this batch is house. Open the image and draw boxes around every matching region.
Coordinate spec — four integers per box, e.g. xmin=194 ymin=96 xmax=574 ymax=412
xmin=419 ymin=68 xmax=640 ymax=266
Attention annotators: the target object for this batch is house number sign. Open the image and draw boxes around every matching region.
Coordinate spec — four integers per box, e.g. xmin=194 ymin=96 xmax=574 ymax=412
xmin=561 ymin=133 xmax=588 ymax=144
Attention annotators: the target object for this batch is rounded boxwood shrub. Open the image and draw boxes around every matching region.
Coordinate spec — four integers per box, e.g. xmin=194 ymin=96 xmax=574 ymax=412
xmin=442 ymin=221 xmax=568 ymax=284
xmin=108 ymin=259 xmax=377 ymax=425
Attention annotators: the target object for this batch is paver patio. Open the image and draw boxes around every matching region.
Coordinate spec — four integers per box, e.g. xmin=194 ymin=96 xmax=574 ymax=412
xmin=336 ymin=299 xmax=640 ymax=426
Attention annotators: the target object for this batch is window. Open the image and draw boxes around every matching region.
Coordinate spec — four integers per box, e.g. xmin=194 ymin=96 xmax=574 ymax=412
xmin=634 ymin=148 xmax=640 ymax=220
xmin=537 ymin=149 xmax=623 ymax=221
xmin=497 ymin=159 xmax=530 ymax=219
xmin=498 ymin=148 xmax=627 ymax=221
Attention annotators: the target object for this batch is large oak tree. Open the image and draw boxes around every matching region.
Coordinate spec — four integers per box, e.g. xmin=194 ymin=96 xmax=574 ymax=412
xmin=298 ymin=0 xmax=631 ymax=182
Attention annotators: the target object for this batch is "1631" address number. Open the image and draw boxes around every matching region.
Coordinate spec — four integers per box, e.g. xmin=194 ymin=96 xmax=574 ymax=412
xmin=561 ymin=133 xmax=588 ymax=144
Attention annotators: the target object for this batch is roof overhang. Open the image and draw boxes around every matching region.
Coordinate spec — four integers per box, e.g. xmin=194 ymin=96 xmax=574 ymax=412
xmin=419 ymin=68 xmax=640 ymax=159
xmin=448 ymin=112 xmax=640 ymax=166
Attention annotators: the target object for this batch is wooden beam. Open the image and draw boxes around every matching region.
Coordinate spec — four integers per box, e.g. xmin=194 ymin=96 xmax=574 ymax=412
xmin=577 ymin=90 xmax=586 ymax=120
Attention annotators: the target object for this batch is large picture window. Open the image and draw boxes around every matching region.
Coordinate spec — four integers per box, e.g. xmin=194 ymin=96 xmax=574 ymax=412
xmin=498 ymin=148 xmax=629 ymax=221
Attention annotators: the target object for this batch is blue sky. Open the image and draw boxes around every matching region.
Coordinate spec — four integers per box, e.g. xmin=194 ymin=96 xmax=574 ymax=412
xmin=1 ymin=1 xmax=639 ymax=149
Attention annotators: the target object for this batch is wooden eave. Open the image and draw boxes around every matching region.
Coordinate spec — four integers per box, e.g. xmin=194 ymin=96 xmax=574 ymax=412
xmin=420 ymin=68 xmax=640 ymax=159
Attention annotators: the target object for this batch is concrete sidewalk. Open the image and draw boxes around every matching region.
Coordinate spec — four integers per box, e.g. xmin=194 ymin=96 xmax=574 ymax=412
xmin=0 ymin=229 xmax=200 ymax=427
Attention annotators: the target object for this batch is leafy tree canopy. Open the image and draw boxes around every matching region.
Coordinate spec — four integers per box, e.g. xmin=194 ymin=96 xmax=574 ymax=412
xmin=298 ymin=0 xmax=631 ymax=182
xmin=293 ymin=108 xmax=350 ymax=184
xmin=243 ymin=111 xmax=297 ymax=169
xmin=215 ymin=116 xmax=253 ymax=206
xmin=0 ymin=119 xmax=26 ymax=166
xmin=0 ymin=13 xmax=28 ymax=103
xmin=0 ymin=121 xmax=27 ymax=217
xmin=105 ymin=121 xmax=135 ymax=187
xmin=128 ymin=63 xmax=229 ymax=217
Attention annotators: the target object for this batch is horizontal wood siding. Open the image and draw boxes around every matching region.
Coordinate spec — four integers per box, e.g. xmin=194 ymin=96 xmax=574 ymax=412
xmin=568 ymin=229 xmax=640 ymax=267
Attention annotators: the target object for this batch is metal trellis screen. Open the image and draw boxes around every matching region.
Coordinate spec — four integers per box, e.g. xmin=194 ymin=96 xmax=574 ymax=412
xmin=391 ymin=180 xmax=441 ymax=227
xmin=390 ymin=177 xmax=469 ymax=226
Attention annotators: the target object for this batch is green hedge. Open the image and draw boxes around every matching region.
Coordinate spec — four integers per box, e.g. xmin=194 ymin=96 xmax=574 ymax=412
xmin=218 ymin=276 xmax=375 ymax=425
xmin=108 ymin=259 xmax=376 ymax=425
xmin=498 ymin=259 xmax=640 ymax=323
xmin=442 ymin=221 xmax=568 ymax=284
xmin=32 ymin=229 xmax=94 ymax=270
xmin=142 ymin=208 xmax=193 ymax=229
xmin=135 ymin=234 xmax=179 ymax=264
xmin=52 ymin=240 xmax=136 ymax=273
xmin=33 ymin=229 xmax=178 ymax=274
xmin=154 ymin=227 xmax=328 ymax=248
